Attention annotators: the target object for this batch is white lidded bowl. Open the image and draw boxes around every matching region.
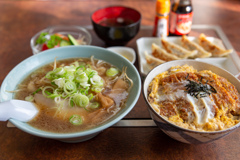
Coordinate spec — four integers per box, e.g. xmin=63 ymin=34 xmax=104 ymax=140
xmin=0 ymin=46 xmax=141 ymax=143
xmin=143 ymin=60 xmax=240 ymax=144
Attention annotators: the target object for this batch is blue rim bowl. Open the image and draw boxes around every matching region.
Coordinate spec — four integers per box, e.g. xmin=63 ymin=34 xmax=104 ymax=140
xmin=0 ymin=46 xmax=141 ymax=143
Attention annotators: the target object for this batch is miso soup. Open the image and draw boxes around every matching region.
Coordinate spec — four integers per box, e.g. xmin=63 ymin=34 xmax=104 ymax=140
xmin=15 ymin=57 xmax=133 ymax=133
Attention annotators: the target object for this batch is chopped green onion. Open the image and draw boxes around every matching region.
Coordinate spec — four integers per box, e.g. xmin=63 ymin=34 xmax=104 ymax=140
xmin=64 ymin=81 xmax=77 ymax=94
xmin=88 ymin=71 xmax=97 ymax=79
xmin=76 ymin=65 xmax=85 ymax=71
xmin=80 ymin=82 xmax=91 ymax=89
xmin=49 ymin=94 xmax=61 ymax=99
xmin=73 ymin=93 xmax=89 ymax=107
xmin=35 ymin=58 xmax=112 ymax=110
xmin=51 ymin=82 xmax=57 ymax=87
xmin=54 ymin=88 xmax=63 ymax=96
xmin=89 ymin=102 xmax=99 ymax=109
xmin=70 ymin=61 xmax=80 ymax=68
xmin=45 ymin=91 xmax=61 ymax=99
xmin=87 ymin=93 xmax=93 ymax=100
xmin=85 ymin=68 xmax=96 ymax=78
xmin=69 ymin=115 xmax=83 ymax=125
xmin=75 ymin=71 xmax=88 ymax=83
xmin=45 ymin=90 xmax=52 ymax=95
xmin=91 ymin=87 xmax=103 ymax=93
xmin=79 ymin=87 xmax=89 ymax=95
xmin=42 ymin=86 xmax=54 ymax=97
xmin=64 ymin=65 xmax=76 ymax=71
xmin=53 ymin=78 xmax=65 ymax=88
xmin=70 ymin=98 xmax=74 ymax=107
xmin=64 ymin=72 xmax=75 ymax=81
xmin=90 ymin=75 xmax=102 ymax=85
xmin=25 ymin=95 xmax=34 ymax=102
xmin=46 ymin=68 xmax=66 ymax=80
xmin=106 ymin=68 xmax=119 ymax=77
xmin=55 ymin=68 xmax=65 ymax=75
xmin=42 ymin=86 xmax=61 ymax=99
xmin=32 ymin=88 xmax=41 ymax=95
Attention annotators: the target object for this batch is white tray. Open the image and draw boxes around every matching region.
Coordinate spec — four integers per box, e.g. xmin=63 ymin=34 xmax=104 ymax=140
xmin=7 ymin=25 xmax=240 ymax=128
xmin=136 ymin=26 xmax=240 ymax=77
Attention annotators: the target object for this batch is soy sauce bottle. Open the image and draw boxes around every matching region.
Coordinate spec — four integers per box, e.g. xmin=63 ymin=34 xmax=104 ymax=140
xmin=169 ymin=0 xmax=193 ymax=36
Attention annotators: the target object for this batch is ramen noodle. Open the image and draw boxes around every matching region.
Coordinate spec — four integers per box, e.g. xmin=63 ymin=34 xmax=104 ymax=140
xmin=147 ymin=65 xmax=240 ymax=131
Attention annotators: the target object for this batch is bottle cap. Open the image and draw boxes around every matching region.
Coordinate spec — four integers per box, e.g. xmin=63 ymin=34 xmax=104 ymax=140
xmin=156 ymin=0 xmax=171 ymax=14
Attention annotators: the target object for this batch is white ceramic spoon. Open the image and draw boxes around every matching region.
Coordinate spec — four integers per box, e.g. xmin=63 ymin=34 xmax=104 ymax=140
xmin=0 ymin=100 xmax=38 ymax=122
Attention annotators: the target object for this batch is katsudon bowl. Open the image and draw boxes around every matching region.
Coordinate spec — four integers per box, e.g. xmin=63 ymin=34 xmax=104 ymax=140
xmin=0 ymin=46 xmax=141 ymax=143
xmin=143 ymin=60 xmax=240 ymax=144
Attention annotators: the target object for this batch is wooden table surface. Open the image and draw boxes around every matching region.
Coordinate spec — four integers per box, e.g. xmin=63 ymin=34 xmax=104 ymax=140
xmin=0 ymin=0 xmax=240 ymax=159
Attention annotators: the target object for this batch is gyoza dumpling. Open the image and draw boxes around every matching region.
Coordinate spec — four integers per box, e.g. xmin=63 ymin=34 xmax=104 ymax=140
xmin=152 ymin=43 xmax=181 ymax=61
xmin=145 ymin=51 xmax=165 ymax=68
xmin=181 ymin=35 xmax=212 ymax=58
xmin=198 ymin=33 xmax=233 ymax=57
xmin=161 ymin=38 xmax=197 ymax=58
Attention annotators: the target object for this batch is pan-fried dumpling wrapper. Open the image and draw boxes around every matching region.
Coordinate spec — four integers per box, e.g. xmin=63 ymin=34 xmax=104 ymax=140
xmin=181 ymin=35 xmax=212 ymax=58
xmin=145 ymin=51 xmax=165 ymax=68
xmin=152 ymin=43 xmax=181 ymax=61
xmin=198 ymin=33 xmax=233 ymax=57
xmin=161 ymin=38 xmax=197 ymax=58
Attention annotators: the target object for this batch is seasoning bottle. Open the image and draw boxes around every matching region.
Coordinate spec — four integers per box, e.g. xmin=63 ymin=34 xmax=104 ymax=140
xmin=169 ymin=0 xmax=193 ymax=36
xmin=152 ymin=0 xmax=171 ymax=37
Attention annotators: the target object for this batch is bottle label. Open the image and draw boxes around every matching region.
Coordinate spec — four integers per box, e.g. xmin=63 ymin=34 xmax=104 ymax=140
xmin=153 ymin=15 xmax=169 ymax=37
xmin=170 ymin=12 xmax=193 ymax=35
xmin=156 ymin=18 xmax=168 ymax=37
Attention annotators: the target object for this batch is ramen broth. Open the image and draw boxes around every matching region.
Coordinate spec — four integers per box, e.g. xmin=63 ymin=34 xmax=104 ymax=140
xmin=15 ymin=57 xmax=132 ymax=133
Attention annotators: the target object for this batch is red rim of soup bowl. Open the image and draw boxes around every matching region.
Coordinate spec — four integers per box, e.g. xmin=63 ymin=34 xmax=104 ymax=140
xmin=91 ymin=6 xmax=141 ymax=28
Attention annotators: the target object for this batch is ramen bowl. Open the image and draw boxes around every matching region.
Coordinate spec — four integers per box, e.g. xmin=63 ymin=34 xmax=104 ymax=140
xmin=143 ymin=60 xmax=240 ymax=144
xmin=0 ymin=46 xmax=141 ymax=143
xmin=91 ymin=6 xmax=141 ymax=46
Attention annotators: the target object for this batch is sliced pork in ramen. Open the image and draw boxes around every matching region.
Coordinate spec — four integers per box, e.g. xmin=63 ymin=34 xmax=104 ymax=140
xmin=97 ymin=93 xmax=114 ymax=108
